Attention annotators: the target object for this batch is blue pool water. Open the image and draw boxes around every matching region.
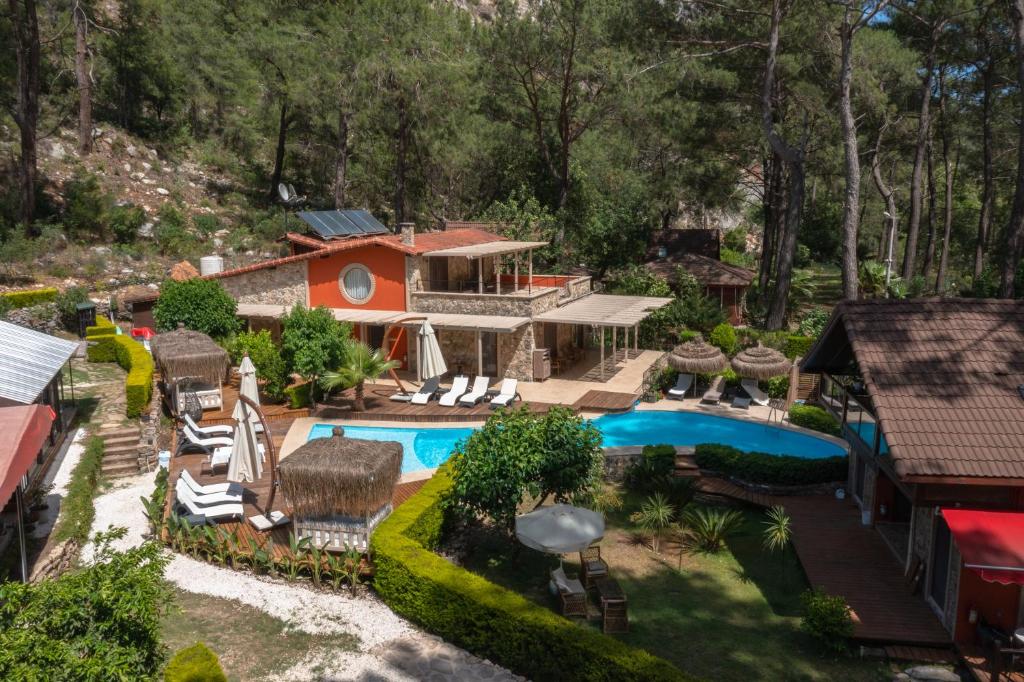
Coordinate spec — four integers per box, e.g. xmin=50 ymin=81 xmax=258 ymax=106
xmin=307 ymin=410 xmax=847 ymax=475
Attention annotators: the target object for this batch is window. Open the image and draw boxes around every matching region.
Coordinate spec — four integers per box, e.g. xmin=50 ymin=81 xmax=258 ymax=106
xmin=339 ymin=264 xmax=375 ymax=304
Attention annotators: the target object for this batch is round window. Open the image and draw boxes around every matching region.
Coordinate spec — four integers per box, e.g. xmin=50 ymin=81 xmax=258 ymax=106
xmin=339 ymin=264 xmax=375 ymax=304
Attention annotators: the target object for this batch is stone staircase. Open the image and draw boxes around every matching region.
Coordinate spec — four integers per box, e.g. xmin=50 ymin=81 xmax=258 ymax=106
xmin=98 ymin=425 xmax=143 ymax=478
xmin=674 ymin=449 xmax=700 ymax=478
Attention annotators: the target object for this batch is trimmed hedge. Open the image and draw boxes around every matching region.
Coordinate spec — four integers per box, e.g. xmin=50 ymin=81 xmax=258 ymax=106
xmin=164 ymin=642 xmax=227 ymax=682
xmin=372 ymin=469 xmax=689 ymax=682
xmin=694 ymin=444 xmax=847 ymax=486
xmin=87 ymin=335 xmax=154 ymax=417
xmin=784 ymin=335 xmax=814 ymax=359
xmin=85 ymin=316 xmax=117 ymax=339
xmin=788 ymin=404 xmax=840 ymax=436
xmin=0 ymin=287 xmax=58 ymax=309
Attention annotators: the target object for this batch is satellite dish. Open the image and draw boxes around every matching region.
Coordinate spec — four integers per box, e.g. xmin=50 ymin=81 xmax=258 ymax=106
xmin=277 ymin=183 xmax=290 ymax=202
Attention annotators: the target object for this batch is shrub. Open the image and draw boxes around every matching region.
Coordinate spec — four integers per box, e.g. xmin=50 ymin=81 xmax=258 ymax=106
xmin=154 ymin=278 xmax=240 ymax=339
xmin=284 ymin=381 xmax=311 ymax=409
xmin=0 ymin=287 xmax=58 ymax=309
xmin=227 ymin=330 xmax=288 ymax=400
xmin=766 ymin=375 xmax=789 ymax=399
xmin=55 ymin=286 xmax=91 ymax=332
xmin=52 ymin=436 xmax=104 ymax=544
xmin=788 ymin=404 xmax=840 ymax=436
xmin=87 ymin=335 xmax=154 ymax=417
xmin=784 ymin=335 xmax=814 ymax=360
xmin=447 ymin=406 xmax=603 ymax=532
xmin=85 ymin=316 xmax=117 ymax=339
xmin=372 ymin=469 xmax=688 ymax=681
xmin=681 ymin=506 xmax=743 ymax=553
xmin=164 ymin=642 xmax=227 ymax=682
xmin=280 ymin=305 xmax=350 ymax=405
xmin=708 ymin=322 xmax=737 ymax=356
xmin=0 ymin=529 xmax=170 ymax=680
xmin=625 ymin=444 xmax=675 ymax=492
xmin=694 ymin=444 xmax=847 ymax=486
xmin=109 ymin=204 xmax=147 ymax=244
xmin=800 ymin=589 xmax=853 ymax=653
xmin=797 ymin=307 xmax=831 ymax=339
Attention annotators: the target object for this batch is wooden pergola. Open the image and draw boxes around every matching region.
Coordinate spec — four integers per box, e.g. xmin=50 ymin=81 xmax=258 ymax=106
xmin=422 ymin=240 xmax=549 ymax=294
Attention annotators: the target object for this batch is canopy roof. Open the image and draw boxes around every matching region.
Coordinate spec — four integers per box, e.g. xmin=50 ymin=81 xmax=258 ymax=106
xmin=0 ymin=405 xmax=54 ymax=505
xmin=150 ymin=325 xmax=230 ymax=385
xmin=235 ymin=304 xmax=530 ymax=333
xmin=943 ymin=508 xmax=1024 ymax=586
xmin=731 ymin=343 xmax=791 ymax=380
xmin=0 ymin=321 xmax=78 ymax=405
xmin=668 ymin=338 xmax=728 ymax=374
xmin=422 ymin=240 xmax=549 ymax=258
xmin=534 ymin=294 xmax=674 ymax=329
xmin=279 ymin=427 xmax=402 ymax=518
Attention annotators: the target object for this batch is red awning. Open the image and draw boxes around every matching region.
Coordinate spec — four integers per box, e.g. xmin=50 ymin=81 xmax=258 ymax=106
xmin=0 ymin=405 xmax=55 ymax=506
xmin=942 ymin=508 xmax=1024 ymax=586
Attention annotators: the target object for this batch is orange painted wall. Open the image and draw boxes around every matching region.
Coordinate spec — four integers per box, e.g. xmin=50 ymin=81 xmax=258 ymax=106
xmin=307 ymin=245 xmax=407 ymax=311
xmin=954 ymin=563 xmax=1021 ymax=643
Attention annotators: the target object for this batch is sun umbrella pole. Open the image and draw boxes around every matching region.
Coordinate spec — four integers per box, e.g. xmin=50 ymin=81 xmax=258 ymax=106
xmin=238 ymin=394 xmax=278 ymax=513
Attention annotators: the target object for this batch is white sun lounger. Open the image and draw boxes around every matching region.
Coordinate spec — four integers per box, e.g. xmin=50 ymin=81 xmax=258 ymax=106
xmin=209 ymin=442 xmax=265 ymax=469
xmin=183 ymin=413 xmax=233 ymax=437
xmin=410 ymin=376 xmax=441 ymax=405
xmin=179 ymin=469 xmax=243 ymax=498
xmin=438 ymin=376 xmax=469 ymax=407
xmin=458 ymin=376 xmax=491 ymax=406
xmin=174 ymin=482 xmax=244 ymax=521
xmin=181 ymin=425 xmax=234 ymax=451
xmin=667 ymin=374 xmax=693 ymax=400
xmin=489 ymin=378 xmax=521 ymax=409
xmin=741 ymin=378 xmax=770 ymax=406
xmin=175 ymin=478 xmax=242 ymax=507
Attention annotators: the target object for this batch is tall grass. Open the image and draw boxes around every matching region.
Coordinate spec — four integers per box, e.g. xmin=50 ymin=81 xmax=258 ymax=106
xmin=53 ymin=436 xmax=105 ymax=544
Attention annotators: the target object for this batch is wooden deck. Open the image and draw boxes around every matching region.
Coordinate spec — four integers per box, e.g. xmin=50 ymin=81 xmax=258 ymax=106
xmin=960 ymin=645 xmax=1024 ymax=682
xmin=315 ymin=383 xmax=556 ymax=422
xmin=197 ymin=381 xmax=310 ymax=425
xmin=784 ymin=495 xmax=951 ymax=646
xmin=571 ymin=389 xmax=638 ymax=413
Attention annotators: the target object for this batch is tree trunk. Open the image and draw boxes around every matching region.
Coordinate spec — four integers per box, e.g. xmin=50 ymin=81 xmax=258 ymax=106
xmin=936 ymin=69 xmax=954 ymax=294
xmin=758 ymin=151 xmax=783 ymax=298
xmin=902 ymin=43 xmax=937 ymax=281
xmin=9 ymin=0 xmax=41 ymax=231
xmin=760 ymin=0 xmax=804 ymax=330
xmin=268 ymin=98 xmax=289 ymax=201
xmin=354 ymin=381 xmax=365 ymax=412
xmin=921 ymin=137 xmax=936 ymax=280
xmin=394 ymin=92 xmax=407 ymax=226
xmin=975 ymin=56 xmax=995 ymax=282
xmin=1001 ymin=0 xmax=1024 ymax=298
xmin=838 ymin=3 xmax=860 ymax=300
xmin=74 ymin=1 xmax=92 ymax=155
xmin=333 ymin=105 xmax=350 ymax=209
xmin=871 ymin=118 xmax=898 ymax=289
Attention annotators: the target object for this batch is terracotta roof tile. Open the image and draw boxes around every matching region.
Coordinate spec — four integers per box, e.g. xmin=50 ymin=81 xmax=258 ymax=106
xmin=803 ymin=298 xmax=1024 ymax=481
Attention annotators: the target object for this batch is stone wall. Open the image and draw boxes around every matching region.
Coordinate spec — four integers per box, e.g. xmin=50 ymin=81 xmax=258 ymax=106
xmin=911 ymin=505 xmax=933 ymax=565
xmin=437 ymin=329 xmax=478 ymax=375
xmin=564 ymin=276 xmax=592 ymax=300
xmin=499 ymin=325 xmax=535 ymax=381
xmin=410 ymin=288 xmax=560 ymax=317
xmin=219 ymin=261 xmax=307 ymax=306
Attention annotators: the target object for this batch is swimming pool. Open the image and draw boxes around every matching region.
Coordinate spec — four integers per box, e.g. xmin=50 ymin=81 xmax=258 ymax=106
xmin=306 ymin=410 xmax=847 ymax=475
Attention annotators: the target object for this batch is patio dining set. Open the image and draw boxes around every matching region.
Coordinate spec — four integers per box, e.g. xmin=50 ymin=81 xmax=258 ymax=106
xmin=551 ymin=545 xmax=628 ymax=634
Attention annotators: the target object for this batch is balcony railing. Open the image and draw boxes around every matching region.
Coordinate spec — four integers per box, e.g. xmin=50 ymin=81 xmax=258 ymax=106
xmin=417 ymin=274 xmax=590 ymax=300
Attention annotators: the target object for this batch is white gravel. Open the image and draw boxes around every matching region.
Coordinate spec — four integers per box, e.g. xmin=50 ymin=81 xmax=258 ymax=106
xmin=82 ymin=469 xmax=523 ymax=681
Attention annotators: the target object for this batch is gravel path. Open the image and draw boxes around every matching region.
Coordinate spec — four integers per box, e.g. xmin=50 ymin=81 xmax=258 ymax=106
xmin=84 ymin=470 xmax=523 ymax=681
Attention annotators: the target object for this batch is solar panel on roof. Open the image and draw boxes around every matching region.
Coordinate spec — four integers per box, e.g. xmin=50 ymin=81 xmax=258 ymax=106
xmin=296 ymin=210 xmax=389 ymax=240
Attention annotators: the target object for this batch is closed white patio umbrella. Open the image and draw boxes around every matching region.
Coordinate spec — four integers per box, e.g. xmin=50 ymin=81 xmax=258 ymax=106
xmin=417 ymin=321 xmax=447 ymax=381
xmin=227 ymin=400 xmax=262 ymax=483
xmin=237 ymin=354 xmax=261 ymax=429
xmin=515 ymin=504 xmax=605 ymax=555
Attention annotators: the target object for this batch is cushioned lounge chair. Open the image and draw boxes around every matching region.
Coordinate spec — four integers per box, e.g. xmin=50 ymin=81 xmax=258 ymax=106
xmin=667 ymin=374 xmax=693 ymax=400
xmin=458 ymin=376 xmax=490 ymax=406
xmin=174 ymin=482 xmax=244 ymax=521
xmin=179 ymin=469 xmax=243 ymax=497
xmin=175 ymin=477 xmax=242 ymax=507
xmin=489 ymin=378 xmax=521 ymax=408
xmin=438 ymin=376 xmax=469 ymax=407
xmin=410 ymin=376 xmax=441 ymax=405
xmin=179 ymin=425 xmax=233 ymax=454
xmin=701 ymin=376 xmax=725 ymax=404
xmin=551 ymin=566 xmax=587 ymax=618
xmin=740 ymin=378 xmax=770 ymax=406
xmin=183 ymin=413 xmax=232 ymax=437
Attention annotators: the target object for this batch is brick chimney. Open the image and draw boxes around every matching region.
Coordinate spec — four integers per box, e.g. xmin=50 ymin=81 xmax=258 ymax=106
xmin=399 ymin=222 xmax=415 ymax=246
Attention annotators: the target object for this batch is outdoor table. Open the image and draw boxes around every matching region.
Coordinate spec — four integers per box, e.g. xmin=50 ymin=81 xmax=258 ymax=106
xmin=594 ymin=577 xmax=625 ymax=609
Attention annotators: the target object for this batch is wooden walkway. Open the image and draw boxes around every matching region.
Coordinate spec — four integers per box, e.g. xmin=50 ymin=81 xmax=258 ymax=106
xmin=960 ymin=645 xmax=1024 ymax=682
xmin=571 ymin=389 xmax=638 ymax=413
xmin=784 ymin=495 xmax=951 ymax=646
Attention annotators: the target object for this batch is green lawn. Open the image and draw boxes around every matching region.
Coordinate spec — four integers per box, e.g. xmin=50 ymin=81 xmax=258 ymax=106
xmin=459 ymin=495 xmax=893 ymax=682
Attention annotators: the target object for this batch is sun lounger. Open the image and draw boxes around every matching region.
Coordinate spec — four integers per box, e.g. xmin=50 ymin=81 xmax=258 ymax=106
xmin=731 ymin=396 xmax=751 ymax=409
xmin=667 ymin=374 xmax=693 ymax=400
xmin=458 ymin=376 xmax=491 ymax=406
xmin=410 ymin=376 xmax=441 ymax=405
xmin=551 ymin=566 xmax=587 ymax=618
xmin=438 ymin=376 xmax=469 ymax=407
xmin=740 ymin=378 xmax=770 ymax=406
xmin=701 ymin=376 xmax=725 ymax=404
xmin=179 ymin=425 xmax=234 ymax=454
xmin=184 ymin=413 xmax=233 ymax=437
xmin=209 ymin=442 xmax=265 ymax=469
xmin=489 ymin=378 xmax=521 ymax=408
xmin=175 ymin=478 xmax=242 ymax=507
xmin=174 ymin=482 xmax=244 ymax=521
xmin=179 ymin=469 xmax=243 ymax=497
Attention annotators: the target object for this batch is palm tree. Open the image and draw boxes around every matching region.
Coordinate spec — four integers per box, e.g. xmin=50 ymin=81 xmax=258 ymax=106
xmin=320 ymin=341 xmax=399 ymax=412
xmin=762 ymin=505 xmax=792 ymax=553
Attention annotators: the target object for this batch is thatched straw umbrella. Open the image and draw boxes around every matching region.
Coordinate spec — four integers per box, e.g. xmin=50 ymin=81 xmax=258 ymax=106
xmin=278 ymin=427 xmax=402 ymax=520
xmin=731 ymin=343 xmax=792 ymax=380
xmin=151 ymin=324 xmax=230 ymax=386
xmin=667 ymin=338 xmax=728 ymax=375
